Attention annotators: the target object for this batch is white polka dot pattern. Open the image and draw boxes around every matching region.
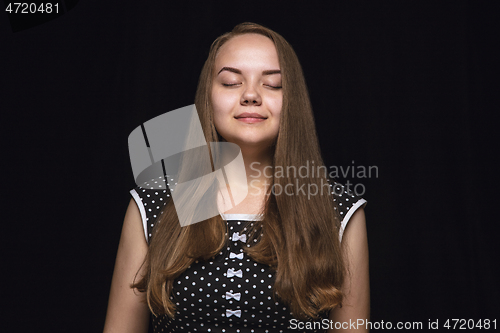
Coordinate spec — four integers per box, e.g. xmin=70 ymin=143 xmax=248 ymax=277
xmin=129 ymin=178 xmax=366 ymax=333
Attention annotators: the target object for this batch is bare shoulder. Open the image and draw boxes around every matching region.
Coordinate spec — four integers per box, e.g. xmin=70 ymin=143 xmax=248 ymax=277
xmin=343 ymin=208 xmax=367 ymax=245
xmin=121 ymin=198 xmax=148 ymax=249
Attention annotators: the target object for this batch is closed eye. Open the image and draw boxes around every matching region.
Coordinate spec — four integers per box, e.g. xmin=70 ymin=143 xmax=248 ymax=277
xmin=221 ymin=83 xmax=281 ymax=89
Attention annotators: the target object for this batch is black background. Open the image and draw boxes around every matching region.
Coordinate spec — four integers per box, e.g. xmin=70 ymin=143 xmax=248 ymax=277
xmin=2 ymin=1 xmax=498 ymax=332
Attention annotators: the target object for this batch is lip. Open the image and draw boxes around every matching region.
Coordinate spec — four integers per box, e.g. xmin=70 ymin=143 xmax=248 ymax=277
xmin=236 ymin=117 xmax=266 ymax=123
xmin=234 ymin=112 xmax=267 ymax=124
xmin=234 ymin=112 xmax=267 ymax=119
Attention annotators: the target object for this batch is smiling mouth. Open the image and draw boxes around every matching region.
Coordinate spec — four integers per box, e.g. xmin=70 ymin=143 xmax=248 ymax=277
xmin=234 ymin=112 xmax=267 ymax=120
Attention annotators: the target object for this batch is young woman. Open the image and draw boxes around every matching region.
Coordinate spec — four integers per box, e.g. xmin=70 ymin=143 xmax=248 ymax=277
xmin=104 ymin=22 xmax=369 ymax=333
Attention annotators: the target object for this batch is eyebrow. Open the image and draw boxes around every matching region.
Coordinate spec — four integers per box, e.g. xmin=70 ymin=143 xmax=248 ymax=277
xmin=217 ymin=67 xmax=281 ymax=76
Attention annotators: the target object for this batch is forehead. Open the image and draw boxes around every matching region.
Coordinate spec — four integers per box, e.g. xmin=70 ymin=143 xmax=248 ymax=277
xmin=215 ymin=33 xmax=280 ymax=70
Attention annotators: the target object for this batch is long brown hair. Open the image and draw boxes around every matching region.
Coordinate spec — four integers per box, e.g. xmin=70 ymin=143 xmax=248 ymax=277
xmin=132 ymin=22 xmax=345 ymax=320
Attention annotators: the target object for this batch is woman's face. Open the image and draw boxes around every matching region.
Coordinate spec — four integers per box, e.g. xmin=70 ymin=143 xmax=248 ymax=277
xmin=211 ymin=33 xmax=283 ymax=150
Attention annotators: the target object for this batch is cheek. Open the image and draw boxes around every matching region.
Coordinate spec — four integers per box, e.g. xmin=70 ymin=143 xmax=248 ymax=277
xmin=212 ymin=105 xmax=225 ymax=132
xmin=270 ymin=95 xmax=283 ymax=119
xmin=211 ymin=89 xmax=231 ymax=133
xmin=211 ymin=88 xmax=234 ymax=114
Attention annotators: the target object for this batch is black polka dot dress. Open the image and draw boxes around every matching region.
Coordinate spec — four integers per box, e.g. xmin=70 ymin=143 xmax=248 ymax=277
xmin=129 ymin=180 xmax=367 ymax=333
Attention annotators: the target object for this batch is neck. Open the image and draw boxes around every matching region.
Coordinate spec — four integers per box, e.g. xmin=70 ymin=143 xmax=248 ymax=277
xmin=217 ymin=143 xmax=274 ymax=189
xmin=240 ymin=144 xmax=274 ymax=189
xmin=215 ymin=143 xmax=274 ymax=214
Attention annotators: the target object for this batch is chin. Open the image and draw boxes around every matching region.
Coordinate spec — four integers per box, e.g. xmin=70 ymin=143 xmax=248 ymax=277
xmin=217 ymin=129 xmax=278 ymax=148
xmin=231 ymin=137 xmax=276 ymax=149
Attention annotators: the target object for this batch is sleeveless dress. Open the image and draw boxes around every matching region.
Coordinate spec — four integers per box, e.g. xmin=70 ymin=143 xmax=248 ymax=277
xmin=130 ymin=179 xmax=367 ymax=333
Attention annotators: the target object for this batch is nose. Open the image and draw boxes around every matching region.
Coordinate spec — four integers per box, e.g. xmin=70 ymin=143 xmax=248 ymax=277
xmin=240 ymin=84 xmax=262 ymax=106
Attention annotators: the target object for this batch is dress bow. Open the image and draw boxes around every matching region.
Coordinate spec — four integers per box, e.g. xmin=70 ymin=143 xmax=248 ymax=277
xmin=225 ymin=291 xmax=241 ymax=301
xmin=229 ymin=252 xmax=244 ymax=259
xmin=226 ymin=309 xmax=242 ymax=318
xmin=226 ymin=268 xmax=243 ymax=278
xmin=231 ymin=232 xmax=247 ymax=243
